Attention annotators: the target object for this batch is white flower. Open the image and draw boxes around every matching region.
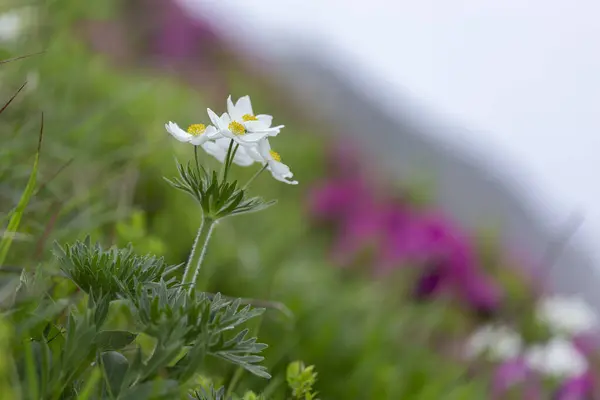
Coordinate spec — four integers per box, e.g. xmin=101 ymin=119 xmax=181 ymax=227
xmin=165 ymin=121 xmax=218 ymax=146
xmin=207 ymin=109 xmax=272 ymax=146
xmin=525 ymin=338 xmax=588 ymax=378
xmin=537 ymin=295 xmax=599 ymax=336
xmin=0 ymin=11 xmax=23 ymax=42
xmin=226 ymin=95 xmax=283 ymax=136
xmin=247 ymin=139 xmax=298 ymax=185
xmin=201 ymin=138 xmax=255 ymax=167
xmin=465 ymin=324 xmax=522 ymax=361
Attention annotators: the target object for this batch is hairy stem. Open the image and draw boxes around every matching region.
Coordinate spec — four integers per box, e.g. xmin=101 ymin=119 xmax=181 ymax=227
xmin=243 ymin=164 xmax=268 ymax=190
xmin=194 ymin=145 xmax=201 ymax=174
xmin=181 ymin=217 xmax=217 ymax=291
xmin=221 ymin=139 xmax=235 ymax=182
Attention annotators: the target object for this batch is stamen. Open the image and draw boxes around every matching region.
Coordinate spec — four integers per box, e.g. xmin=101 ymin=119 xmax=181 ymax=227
xmin=187 ymin=124 xmax=206 ymax=136
xmin=269 ymin=150 xmax=281 ymax=162
xmin=242 ymin=114 xmax=258 ymax=121
xmin=228 ymin=121 xmax=246 ymax=135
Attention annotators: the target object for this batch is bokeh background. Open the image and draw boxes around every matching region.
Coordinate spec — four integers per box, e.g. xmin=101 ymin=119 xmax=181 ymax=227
xmin=2 ymin=0 xmax=600 ymax=398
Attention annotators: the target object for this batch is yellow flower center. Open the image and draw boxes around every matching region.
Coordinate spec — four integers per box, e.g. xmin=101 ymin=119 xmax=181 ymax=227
xmin=269 ymin=150 xmax=281 ymax=162
xmin=242 ymin=114 xmax=258 ymax=121
xmin=228 ymin=121 xmax=246 ymax=135
xmin=187 ymin=124 xmax=206 ymax=136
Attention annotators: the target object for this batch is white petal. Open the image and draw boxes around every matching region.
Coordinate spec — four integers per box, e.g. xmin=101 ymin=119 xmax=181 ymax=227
xmin=245 ymin=145 xmax=264 ymax=163
xmin=215 ymin=137 xmax=235 ymax=150
xmin=189 ymin=133 xmax=210 ymax=146
xmin=245 ymin=121 xmax=283 ymax=135
xmin=537 ymin=296 xmax=600 ymax=335
xmin=208 ymin=138 xmax=255 ymax=167
xmin=232 ymin=148 xmax=255 ymax=167
xmin=238 ymin=132 xmax=269 ymax=143
xmin=202 ymin=141 xmax=227 ymax=163
xmin=256 ymin=114 xmax=273 ymax=127
xmin=207 ymin=108 xmax=226 ymax=131
xmin=270 ymin=160 xmax=292 ymax=177
xmin=220 ymin=129 xmax=237 ymax=140
xmin=525 ymin=338 xmax=588 ymax=378
xmin=257 ymin=139 xmax=272 ymax=160
xmin=227 ymin=95 xmax=243 ymax=121
xmin=165 ymin=122 xmax=192 ymax=143
xmin=235 ymin=95 xmax=253 ymax=116
xmin=272 ymin=171 xmax=298 ymax=185
xmin=220 ymin=112 xmax=232 ymax=125
xmin=464 ymin=324 xmax=523 ymax=361
xmin=204 ymin=125 xmax=220 ymax=139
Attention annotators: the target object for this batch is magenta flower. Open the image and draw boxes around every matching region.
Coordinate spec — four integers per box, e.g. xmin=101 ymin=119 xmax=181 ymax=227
xmin=573 ymin=331 xmax=600 ymax=357
xmin=383 ymin=211 xmax=503 ymax=311
xmin=413 ymin=263 xmax=447 ymax=298
xmin=492 ymin=358 xmax=541 ymax=400
xmin=554 ymin=372 xmax=594 ymax=400
xmin=309 ymin=144 xmax=504 ymax=312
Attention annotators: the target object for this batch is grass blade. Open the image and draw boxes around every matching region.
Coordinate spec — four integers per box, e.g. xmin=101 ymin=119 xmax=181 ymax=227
xmin=0 ymin=113 xmax=44 ymax=266
xmin=0 ymin=82 xmax=27 ymax=116
xmin=0 ymin=51 xmax=45 ymax=65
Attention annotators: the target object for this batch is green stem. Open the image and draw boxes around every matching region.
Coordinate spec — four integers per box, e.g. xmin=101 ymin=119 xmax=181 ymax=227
xmin=221 ymin=139 xmax=235 ymax=181
xmin=243 ymin=164 xmax=268 ymax=190
xmin=181 ymin=217 xmax=217 ymax=291
xmin=194 ymin=145 xmax=201 ymax=174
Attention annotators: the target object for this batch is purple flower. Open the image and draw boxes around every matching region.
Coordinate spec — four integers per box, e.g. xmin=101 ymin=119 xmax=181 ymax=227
xmin=573 ymin=331 xmax=600 ymax=357
xmin=492 ymin=358 xmax=541 ymax=400
xmin=554 ymin=372 xmax=594 ymax=400
xmin=413 ymin=263 xmax=446 ymax=298
xmin=384 ymin=211 xmax=503 ymax=311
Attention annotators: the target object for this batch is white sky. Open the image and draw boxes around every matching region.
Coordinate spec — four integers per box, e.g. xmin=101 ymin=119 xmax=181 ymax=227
xmin=181 ymin=0 xmax=600 ymax=265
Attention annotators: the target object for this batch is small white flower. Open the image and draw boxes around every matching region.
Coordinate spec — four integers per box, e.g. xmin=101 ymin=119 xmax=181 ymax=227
xmin=207 ymin=109 xmax=272 ymax=146
xmin=165 ymin=121 xmax=218 ymax=146
xmin=525 ymin=338 xmax=588 ymax=378
xmin=537 ymin=295 xmax=599 ymax=336
xmin=465 ymin=324 xmax=522 ymax=361
xmin=201 ymin=138 xmax=255 ymax=167
xmin=250 ymin=139 xmax=298 ymax=185
xmin=226 ymin=95 xmax=283 ymax=136
xmin=0 ymin=11 xmax=23 ymax=42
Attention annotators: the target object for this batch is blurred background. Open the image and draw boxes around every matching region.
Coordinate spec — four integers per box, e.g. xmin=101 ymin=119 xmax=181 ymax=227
xmin=2 ymin=0 xmax=600 ymax=398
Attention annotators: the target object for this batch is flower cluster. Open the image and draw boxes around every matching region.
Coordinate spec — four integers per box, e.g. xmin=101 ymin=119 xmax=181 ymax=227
xmin=466 ymin=294 xmax=599 ymax=398
xmin=308 ymin=143 xmax=501 ymax=313
xmin=166 ymin=95 xmax=298 ymax=185
xmin=310 ymin=142 xmax=600 ymax=399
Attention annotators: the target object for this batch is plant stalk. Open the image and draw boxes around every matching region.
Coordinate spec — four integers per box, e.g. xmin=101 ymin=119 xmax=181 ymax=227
xmin=243 ymin=164 xmax=268 ymax=190
xmin=182 ymin=217 xmax=217 ymax=291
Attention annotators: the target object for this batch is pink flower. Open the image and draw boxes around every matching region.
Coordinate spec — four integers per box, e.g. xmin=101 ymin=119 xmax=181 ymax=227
xmin=492 ymin=358 xmax=542 ymax=400
xmin=554 ymin=372 xmax=594 ymax=400
xmin=573 ymin=331 xmax=600 ymax=357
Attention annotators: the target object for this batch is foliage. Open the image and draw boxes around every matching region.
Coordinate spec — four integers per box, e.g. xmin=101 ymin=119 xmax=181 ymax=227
xmin=0 ymin=0 xmax=567 ymax=399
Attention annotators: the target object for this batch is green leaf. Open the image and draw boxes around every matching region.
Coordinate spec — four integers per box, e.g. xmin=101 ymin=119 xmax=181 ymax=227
xmin=96 ymin=330 xmax=137 ymax=351
xmin=77 ymin=367 xmax=102 ymax=400
xmin=0 ymin=114 xmax=44 ymax=267
xmin=101 ymin=351 xmax=129 ymax=397
xmin=23 ymin=340 xmax=39 ymax=400
xmin=118 ymin=379 xmax=179 ymax=400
